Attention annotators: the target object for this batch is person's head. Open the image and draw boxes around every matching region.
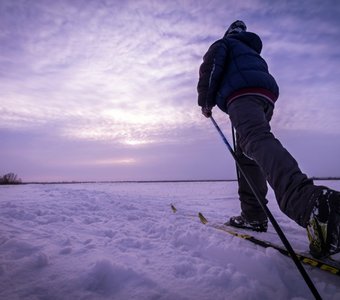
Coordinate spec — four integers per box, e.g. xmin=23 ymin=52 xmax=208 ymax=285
xmin=225 ymin=20 xmax=247 ymax=35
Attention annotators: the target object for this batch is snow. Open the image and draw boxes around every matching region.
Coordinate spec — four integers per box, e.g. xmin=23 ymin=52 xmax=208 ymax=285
xmin=0 ymin=181 xmax=340 ymax=300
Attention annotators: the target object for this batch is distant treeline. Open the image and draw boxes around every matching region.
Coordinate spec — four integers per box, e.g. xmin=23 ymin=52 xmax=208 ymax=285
xmin=14 ymin=178 xmax=340 ymax=185
xmin=0 ymin=173 xmax=22 ymax=185
xmin=3 ymin=176 xmax=340 ymax=186
xmin=23 ymin=179 xmax=237 ymax=185
xmin=310 ymin=177 xmax=340 ymax=181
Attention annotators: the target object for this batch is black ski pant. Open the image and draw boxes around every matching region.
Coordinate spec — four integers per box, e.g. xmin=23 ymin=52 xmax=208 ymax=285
xmin=227 ymin=95 xmax=317 ymax=227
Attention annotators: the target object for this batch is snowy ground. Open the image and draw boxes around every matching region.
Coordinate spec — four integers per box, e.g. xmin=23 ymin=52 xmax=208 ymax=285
xmin=0 ymin=181 xmax=340 ymax=300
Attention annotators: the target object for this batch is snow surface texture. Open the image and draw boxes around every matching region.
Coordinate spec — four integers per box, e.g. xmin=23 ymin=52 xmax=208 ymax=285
xmin=0 ymin=181 xmax=340 ymax=300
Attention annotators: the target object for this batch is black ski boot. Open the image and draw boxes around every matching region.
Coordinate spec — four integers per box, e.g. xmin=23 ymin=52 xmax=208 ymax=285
xmin=307 ymin=188 xmax=340 ymax=258
xmin=226 ymin=214 xmax=268 ymax=232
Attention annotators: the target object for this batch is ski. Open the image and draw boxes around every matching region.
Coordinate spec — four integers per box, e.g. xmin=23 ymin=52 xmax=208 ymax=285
xmin=171 ymin=204 xmax=340 ymax=277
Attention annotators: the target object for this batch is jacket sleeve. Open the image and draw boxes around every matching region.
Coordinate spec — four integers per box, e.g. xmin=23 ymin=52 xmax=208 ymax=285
xmin=197 ymin=39 xmax=229 ymax=108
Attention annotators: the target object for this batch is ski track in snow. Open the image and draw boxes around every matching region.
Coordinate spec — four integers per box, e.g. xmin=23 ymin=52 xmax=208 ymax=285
xmin=0 ymin=181 xmax=340 ymax=300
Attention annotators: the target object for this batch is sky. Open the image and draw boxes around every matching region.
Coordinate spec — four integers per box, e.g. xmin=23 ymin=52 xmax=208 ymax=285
xmin=1 ymin=0 xmax=340 ymax=182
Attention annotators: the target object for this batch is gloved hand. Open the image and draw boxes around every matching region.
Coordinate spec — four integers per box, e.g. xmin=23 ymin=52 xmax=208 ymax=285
xmin=201 ymin=106 xmax=212 ymax=118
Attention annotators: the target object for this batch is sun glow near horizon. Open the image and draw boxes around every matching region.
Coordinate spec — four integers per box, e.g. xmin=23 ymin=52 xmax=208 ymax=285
xmin=59 ymin=103 xmax=200 ymax=145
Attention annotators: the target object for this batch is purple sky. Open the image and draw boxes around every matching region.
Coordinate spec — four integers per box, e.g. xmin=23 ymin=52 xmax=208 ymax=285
xmin=1 ymin=0 xmax=340 ymax=182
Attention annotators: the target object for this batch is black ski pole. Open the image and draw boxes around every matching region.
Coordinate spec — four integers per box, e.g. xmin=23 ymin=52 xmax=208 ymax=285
xmin=209 ymin=116 xmax=321 ymax=300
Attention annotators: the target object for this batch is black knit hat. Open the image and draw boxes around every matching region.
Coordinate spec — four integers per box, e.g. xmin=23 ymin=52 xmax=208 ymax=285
xmin=226 ymin=20 xmax=247 ymax=35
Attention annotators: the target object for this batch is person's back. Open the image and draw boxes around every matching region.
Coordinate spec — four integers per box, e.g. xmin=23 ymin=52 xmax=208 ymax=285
xmin=216 ymin=31 xmax=279 ymax=113
xmin=197 ymin=21 xmax=278 ymax=114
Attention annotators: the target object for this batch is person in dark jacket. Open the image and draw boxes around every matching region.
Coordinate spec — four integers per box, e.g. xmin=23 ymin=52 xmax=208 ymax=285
xmin=197 ymin=20 xmax=340 ymax=259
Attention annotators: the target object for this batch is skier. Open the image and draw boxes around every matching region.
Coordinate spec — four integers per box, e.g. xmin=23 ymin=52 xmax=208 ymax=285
xmin=197 ymin=20 xmax=340 ymax=258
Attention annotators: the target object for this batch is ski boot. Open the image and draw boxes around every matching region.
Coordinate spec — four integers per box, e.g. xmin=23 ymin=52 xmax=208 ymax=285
xmin=226 ymin=214 xmax=268 ymax=232
xmin=307 ymin=188 xmax=340 ymax=258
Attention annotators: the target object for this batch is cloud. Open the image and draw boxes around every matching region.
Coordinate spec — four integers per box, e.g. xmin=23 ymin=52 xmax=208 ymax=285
xmin=1 ymin=0 xmax=207 ymax=147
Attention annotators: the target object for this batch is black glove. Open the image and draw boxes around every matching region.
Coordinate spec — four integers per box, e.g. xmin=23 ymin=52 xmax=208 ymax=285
xmin=201 ymin=106 xmax=212 ymax=118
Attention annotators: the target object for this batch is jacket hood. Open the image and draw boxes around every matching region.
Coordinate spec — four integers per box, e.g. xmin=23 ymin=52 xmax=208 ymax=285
xmin=224 ymin=31 xmax=262 ymax=54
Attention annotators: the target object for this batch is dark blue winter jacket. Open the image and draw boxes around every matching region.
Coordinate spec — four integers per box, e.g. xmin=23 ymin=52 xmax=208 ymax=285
xmin=197 ymin=31 xmax=279 ymax=112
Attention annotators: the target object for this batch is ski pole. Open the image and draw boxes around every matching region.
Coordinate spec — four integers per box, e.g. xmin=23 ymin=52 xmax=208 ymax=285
xmin=209 ymin=116 xmax=321 ymax=300
xmin=231 ymin=124 xmax=241 ymax=184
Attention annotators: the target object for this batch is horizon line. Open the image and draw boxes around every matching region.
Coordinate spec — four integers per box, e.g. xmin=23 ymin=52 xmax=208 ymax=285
xmin=12 ymin=176 xmax=340 ymax=185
